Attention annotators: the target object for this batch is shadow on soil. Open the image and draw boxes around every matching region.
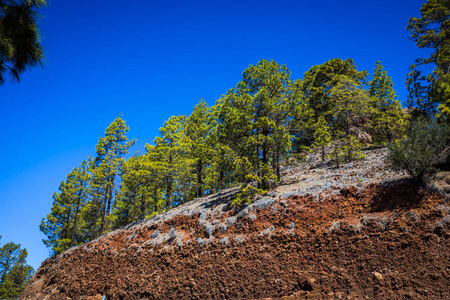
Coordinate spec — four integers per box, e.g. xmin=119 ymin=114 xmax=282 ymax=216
xmin=197 ymin=188 xmax=239 ymax=210
xmin=369 ymin=179 xmax=423 ymax=213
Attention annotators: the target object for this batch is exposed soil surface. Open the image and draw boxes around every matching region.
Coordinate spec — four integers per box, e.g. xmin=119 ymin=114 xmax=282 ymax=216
xmin=20 ymin=149 xmax=450 ymax=299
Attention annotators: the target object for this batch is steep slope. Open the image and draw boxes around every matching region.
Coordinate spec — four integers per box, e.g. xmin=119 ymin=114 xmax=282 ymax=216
xmin=21 ymin=149 xmax=450 ymax=299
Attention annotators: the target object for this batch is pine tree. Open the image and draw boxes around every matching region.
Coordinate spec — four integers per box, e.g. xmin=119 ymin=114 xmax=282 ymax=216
xmin=328 ymin=76 xmax=370 ymax=164
xmin=302 ymin=58 xmax=368 ymax=122
xmin=369 ymin=61 xmax=396 ymax=103
xmin=142 ymin=149 xmax=170 ymax=214
xmin=312 ymin=115 xmax=332 ymax=162
xmin=42 ymin=117 xmax=136 ymax=245
xmin=146 ymin=115 xmax=191 ymax=209
xmin=405 ymin=66 xmax=435 ymax=117
xmin=185 ymin=99 xmax=217 ymax=197
xmin=438 ymin=76 xmax=450 ymax=122
xmin=205 ymin=99 xmax=237 ymax=192
xmin=40 ymin=161 xmax=90 ymax=253
xmin=290 ymin=78 xmax=316 ymax=153
xmin=0 ymin=240 xmax=20 ymax=284
xmin=407 ymin=0 xmax=450 ymax=119
xmin=0 ymin=239 xmax=33 ymax=299
xmin=0 ymin=0 xmax=46 ymax=84
xmin=111 ymin=153 xmax=162 ymax=228
xmin=68 ymin=161 xmax=90 ymax=247
xmin=91 ymin=116 xmax=136 ymax=235
xmin=369 ymin=61 xmax=407 ymax=143
xmin=219 ymin=59 xmax=294 ymax=197
xmin=84 ymin=157 xmax=105 ymax=240
xmin=40 ymin=185 xmax=74 ymax=253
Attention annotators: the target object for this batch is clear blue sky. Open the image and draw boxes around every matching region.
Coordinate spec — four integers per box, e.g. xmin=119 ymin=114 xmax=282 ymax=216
xmin=0 ymin=0 xmax=428 ymax=270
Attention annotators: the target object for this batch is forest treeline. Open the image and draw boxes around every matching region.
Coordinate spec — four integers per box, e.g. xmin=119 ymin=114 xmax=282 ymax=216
xmin=40 ymin=0 xmax=450 ymax=255
xmin=40 ymin=58 xmax=410 ymax=254
xmin=0 ymin=236 xmax=33 ymax=299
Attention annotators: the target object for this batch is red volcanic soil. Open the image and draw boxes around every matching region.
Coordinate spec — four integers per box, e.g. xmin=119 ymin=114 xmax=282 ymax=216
xmin=21 ymin=181 xmax=450 ymax=299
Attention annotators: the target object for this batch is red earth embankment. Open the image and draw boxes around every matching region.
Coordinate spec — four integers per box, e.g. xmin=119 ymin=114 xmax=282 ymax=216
xmin=21 ymin=181 xmax=450 ymax=299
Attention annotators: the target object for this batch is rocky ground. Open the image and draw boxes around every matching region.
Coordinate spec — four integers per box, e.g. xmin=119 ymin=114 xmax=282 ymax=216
xmin=20 ymin=148 xmax=450 ymax=299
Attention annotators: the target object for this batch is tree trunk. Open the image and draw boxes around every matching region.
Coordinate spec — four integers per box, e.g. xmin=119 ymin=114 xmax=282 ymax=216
xmin=262 ymin=143 xmax=269 ymax=190
xmin=271 ymin=152 xmax=276 ymax=173
xmin=0 ymin=255 xmax=11 ymax=282
xmin=90 ymin=196 xmax=101 ymax=241
xmin=140 ymin=193 xmax=146 ymax=219
xmin=276 ymin=150 xmax=280 ymax=181
xmin=346 ymin=135 xmax=352 ymax=162
xmin=104 ymin=174 xmax=115 ymax=232
xmin=153 ymin=185 xmax=158 ymax=213
xmin=166 ymin=175 xmax=172 ymax=210
xmin=197 ymin=159 xmax=203 ymax=198
xmin=91 ymin=212 xmax=97 ymax=241
xmin=99 ymin=192 xmax=108 ymax=235
xmin=219 ymin=170 xmax=224 ymax=191
xmin=69 ymin=187 xmax=84 ymax=248
xmin=130 ymin=186 xmax=137 ymax=223
xmin=91 ymin=224 xmax=96 ymax=241
xmin=104 ymin=187 xmax=113 ymax=231
xmin=256 ymin=129 xmax=261 ymax=189
xmin=63 ymin=209 xmax=72 ymax=240
xmin=166 ymin=151 xmax=173 ymax=210
xmin=335 ymin=148 xmax=340 ymax=168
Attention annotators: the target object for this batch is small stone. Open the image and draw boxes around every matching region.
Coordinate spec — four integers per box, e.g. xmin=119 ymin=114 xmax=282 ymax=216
xmin=253 ymin=197 xmax=275 ymax=209
xmin=226 ymin=216 xmax=237 ymax=226
xmin=372 ymin=271 xmax=384 ymax=281
xmin=205 ymin=224 xmax=215 ymax=238
xmin=219 ymin=236 xmax=229 ymax=245
xmin=259 ymin=225 xmax=275 ymax=236
xmin=169 ymin=227 xmax=177 ymax=239
xmin=151 ymin=230 xmax=160 ymax=239
xmin=199 ymin=212 xmax=208 ymax=220
xmin=234 ymin=235 xmax=246 ymax=243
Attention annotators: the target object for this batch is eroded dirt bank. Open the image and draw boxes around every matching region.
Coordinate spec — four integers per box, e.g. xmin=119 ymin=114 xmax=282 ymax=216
xmin=21 ymin=181 xmax=450 ymax=299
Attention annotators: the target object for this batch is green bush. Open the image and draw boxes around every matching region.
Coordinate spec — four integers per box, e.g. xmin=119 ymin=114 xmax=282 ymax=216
xmin=387 ymin=117 xmax=448 ymax=183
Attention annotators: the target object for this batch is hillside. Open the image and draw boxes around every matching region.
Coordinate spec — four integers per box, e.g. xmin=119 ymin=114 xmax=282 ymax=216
xmin=20 ymin=148 xmax=450 ymax=299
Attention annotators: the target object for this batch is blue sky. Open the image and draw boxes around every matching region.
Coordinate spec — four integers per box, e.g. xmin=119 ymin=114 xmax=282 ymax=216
xmin=0 ymin=0 xmax=428 ymax=270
